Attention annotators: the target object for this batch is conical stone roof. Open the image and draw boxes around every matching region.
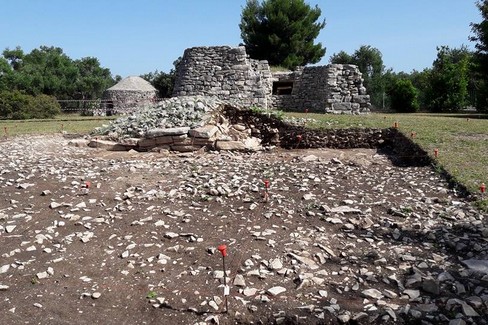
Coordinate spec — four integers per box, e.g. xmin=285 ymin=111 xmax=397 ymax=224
xmin=107 ymin=76 xmax=156 ymax=92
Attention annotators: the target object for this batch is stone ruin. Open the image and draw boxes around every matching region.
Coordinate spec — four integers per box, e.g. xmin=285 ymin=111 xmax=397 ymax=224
xmin=100 ymin=76 xmax=157 ymax=115
xmin=89 ymin=46 xmax=373 ymax=153
xmin=89 ymin=95 xmax=389 ymax=155
xmin=172 ymin=46 xmax=371 ymax=114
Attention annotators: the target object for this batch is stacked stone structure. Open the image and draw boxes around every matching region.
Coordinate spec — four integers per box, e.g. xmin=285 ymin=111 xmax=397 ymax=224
xmin=172 ymin=46 xmax=272 ymax=108
xmin=172 ymin=46 xmax=371 ymax=113
xmin=101 ymin=76 xmax=157 ymax=114
xmin=271 ymin=64 xmax=370 ymax=113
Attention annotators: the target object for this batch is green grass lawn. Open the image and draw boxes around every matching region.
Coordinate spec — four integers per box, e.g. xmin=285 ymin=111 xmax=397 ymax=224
xmin=287 ymin=112 xmax=488 ymax=206
xmin=0 ymin=114 xmax=116 ymax=136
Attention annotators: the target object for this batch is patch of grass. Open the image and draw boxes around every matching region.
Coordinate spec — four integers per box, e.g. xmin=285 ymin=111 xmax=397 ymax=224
xmin=146 ymin=291 xmax=158 ymax=299
xmin=0 ymin=114 xmax=116 ymax=136
xmin=286 ymin=112 xmax=488 ymax=202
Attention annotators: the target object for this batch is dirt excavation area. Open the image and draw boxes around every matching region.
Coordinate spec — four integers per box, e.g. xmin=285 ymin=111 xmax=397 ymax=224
xmin=1 ymin=134 xmax=488 ymax=325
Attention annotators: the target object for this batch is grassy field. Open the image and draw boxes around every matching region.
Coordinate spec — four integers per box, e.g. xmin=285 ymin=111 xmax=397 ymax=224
xmin=287 ymin=112 xmax=488 ymax=207
xmin=0 ymin=114 xmax=116 ymax=136
xmin=1 ymin=112 xmax=487 ymax=207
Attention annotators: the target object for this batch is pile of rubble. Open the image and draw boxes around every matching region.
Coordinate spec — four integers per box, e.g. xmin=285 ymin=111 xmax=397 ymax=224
xmin=90 ymin=96 xmax=272 ymax=152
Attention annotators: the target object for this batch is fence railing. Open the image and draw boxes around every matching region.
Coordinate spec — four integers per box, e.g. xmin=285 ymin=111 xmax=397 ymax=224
xmin=57 ymin=98 xmax=166 ymax=115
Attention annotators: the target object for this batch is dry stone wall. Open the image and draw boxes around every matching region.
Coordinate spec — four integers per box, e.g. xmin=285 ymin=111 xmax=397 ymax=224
xmin=172 ymin=46 xmax=272 ymax=108
xmin=101 ymin=76 xmax=157 ymax=115
xmin=101 ymin=90 xmax=156 ymax=115
xmin=172 ymin=46 xmax=371 ymax=113
xmin=271 ymin=64 xmax=370 ymax=113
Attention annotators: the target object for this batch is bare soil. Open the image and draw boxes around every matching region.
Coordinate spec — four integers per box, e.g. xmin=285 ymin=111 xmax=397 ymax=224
xmin=0 ymin=134 xmax=487 ymax=325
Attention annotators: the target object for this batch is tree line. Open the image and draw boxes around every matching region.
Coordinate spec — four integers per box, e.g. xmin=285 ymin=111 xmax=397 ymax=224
xmin=237 ymin=0 xmax=488 ymax=113
xmin=0 ymin=46 xmax=119 ymax=119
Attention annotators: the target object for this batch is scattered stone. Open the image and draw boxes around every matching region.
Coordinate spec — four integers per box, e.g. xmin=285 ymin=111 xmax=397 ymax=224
xmin=267 ymin=286 xmax=286 ymax=296
xmin=361 ymin=289 xmax=383 ymax=300
xmin=5 ymin=225 xmax=16 ymax=233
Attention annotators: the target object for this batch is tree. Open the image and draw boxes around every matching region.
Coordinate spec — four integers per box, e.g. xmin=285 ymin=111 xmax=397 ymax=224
xmin=328 ymin=51 xmax=353 ymax=64
xmin=239 ymin=0 xmax=326 ymax=69
xmin=426 ymin=46 xmax=470 ymax=112
xmin=408 ymin=69 xmax=431 ymax=109
xmin=0 ymin=45 xmax=117 ymax=100
xmin=141 ymin=57 xmax=181 ymax=98
xmin=0 ymin=57 xmax=12 ymax=92
xmin=3 ymin=46 xmax=24 ymax=71
xmin=0 ymin=90 xmax=59 ymax=119
xmin=330 ymin=45 xmax=385 ymax=108
xmin=470 ymin=0 xmax=488 ymax=111
xmin=74 ymin=57 xmax=115 ymax=99
xmin=388 ymin=79 xmax=419 ymax=112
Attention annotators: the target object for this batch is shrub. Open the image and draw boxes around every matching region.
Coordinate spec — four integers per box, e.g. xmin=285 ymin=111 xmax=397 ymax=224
xmin=388 ymin=79 xmax=420 ymax=113
xmin=31 ymin=94 xmax=61 ymax=118
xmin=0 ymin=91 xmax=60 ymax=119
xmin=0 ymin=90 xmax=33 ymax=119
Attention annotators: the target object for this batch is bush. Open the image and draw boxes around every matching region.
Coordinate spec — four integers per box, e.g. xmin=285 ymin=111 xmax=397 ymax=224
xmin=0 ymin=91 xmax=60 ymax=119
xmin=388 ymin=79 xmax=419 ymax=113
xmin=31 ymin=94 xmax=61 ymax=118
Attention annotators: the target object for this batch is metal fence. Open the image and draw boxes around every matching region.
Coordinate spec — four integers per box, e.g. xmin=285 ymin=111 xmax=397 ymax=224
xmin=57 ymin=98 xmax=166 ymax=115
xmin=57 ymin=99 xmax=108 ymax=115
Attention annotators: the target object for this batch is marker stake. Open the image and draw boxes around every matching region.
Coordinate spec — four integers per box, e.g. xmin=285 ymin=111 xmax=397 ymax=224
xmin=263 ymin=179 xmax=270 ymax=202
xmin=217 ymin=244 xmax=229 ymax=313
xmin=296 ymin=134 xmax=302 ymax=149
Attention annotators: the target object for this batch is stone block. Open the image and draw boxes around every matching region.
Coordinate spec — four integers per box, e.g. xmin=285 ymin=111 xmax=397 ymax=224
xmin=137 ymin=138 xmax=157 ymax=148
xmin=189 ymin=125 xmax=219 ymax=138
xmin=146 ymin=127 xmax=190 ymax=138
xmin=170 ymin=145 xmax=205 ymax=152
xmin=88 ymin=139 xmax=127 ymax=151
xmin=215 ymin=140 xmax=246 ymax=151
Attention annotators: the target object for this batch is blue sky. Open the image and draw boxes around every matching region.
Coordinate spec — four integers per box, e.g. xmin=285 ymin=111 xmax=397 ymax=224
xmin=0 ymin=0 xmax=480 ymax=77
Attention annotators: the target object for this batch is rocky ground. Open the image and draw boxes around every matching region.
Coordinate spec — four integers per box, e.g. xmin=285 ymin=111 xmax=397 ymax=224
xmin=1 ymin=134 xmax=488 ymax=325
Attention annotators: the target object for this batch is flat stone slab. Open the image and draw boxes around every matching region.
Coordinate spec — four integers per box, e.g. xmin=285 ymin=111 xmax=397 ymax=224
xmin=330 ymin=206 xmax=362 ymax=214
xmin=361 ymin=288 xmax=383 ymax=299
xmin=461 ymin=259 xmax=488 ymax=275
xmin=267 ymin=286 xmax=286 ymax=296
xmin=146 ymin=127 xmax=190 ymax=137
xmin=215 ymin=140 xmax=246 ymax=151
xmin=88 ymin=139 xmax=127 ymax=151
xmin=189 ymin=125 xmax=219 ymax=139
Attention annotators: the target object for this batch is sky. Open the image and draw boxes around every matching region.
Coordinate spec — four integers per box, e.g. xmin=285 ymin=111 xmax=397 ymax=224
xmin=0 ymin=0 xmax=481 ymax=77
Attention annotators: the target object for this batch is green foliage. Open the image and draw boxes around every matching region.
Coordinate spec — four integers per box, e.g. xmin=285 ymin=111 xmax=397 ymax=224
xmin=1 ymin=45 xmax=116 ymax=100
xmin=141 ymin=57 xmax=181 ymax=98
xmin=0 ymin=57 xmax=12 ymax=92
xmin=239 ymin=0 xmax=326 ymax=69
xmin=146 ymin=291 xmax=157 ymax=299
xmin=470 ymin=0 xmax=488 ymax=112
xmin=74 ymin=57 xmax=114 ymax=100
xmin=0 ymin=91 xmax=60 ymax=119
xmin=330 ymin=45 xmax=385 ymax=109
xmin=426 ymin=46 xmax=470 ymax=112
xmin=141 ymin=70 xmax=174 ymax=98
xmin=31 ymin=94 xmax=61 ymax=118
xmin=387 ymin=79 xmax=419 ymax=112
xmin=0 ymin=90 xmax=32 ymax=119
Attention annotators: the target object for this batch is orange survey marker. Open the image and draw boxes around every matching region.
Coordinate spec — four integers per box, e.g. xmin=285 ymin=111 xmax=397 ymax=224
xmin=263 ymin=179 xmax=270 ymax=202
xmin=217 ymin=245 xmax=229 ymax=313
